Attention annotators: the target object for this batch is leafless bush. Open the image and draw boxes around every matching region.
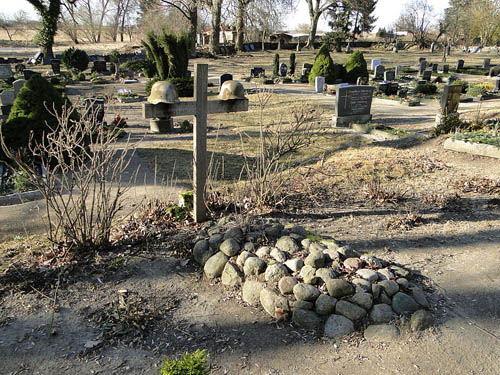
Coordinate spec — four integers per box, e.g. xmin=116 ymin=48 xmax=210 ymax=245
xmin=0 ymin=101 xmax=139 ymax=251
xmin=422 ymin=192 xmax=462 ymax=210
xmin=454 ymin=176 xmax=500 ymax=194
xmin=207 ymin=89 xmax=323 ymax=212
xmin=387 ymin=209 xmax=424 ymax=231
xmin=361 ymin=176 xmax=408 ymax=206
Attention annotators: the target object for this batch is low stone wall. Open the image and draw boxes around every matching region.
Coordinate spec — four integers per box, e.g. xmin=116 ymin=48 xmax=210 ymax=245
xmin=193 ymin=217 xmax=434 ymax=340
xmin=444 ymin=138 xmax=500 ymax=159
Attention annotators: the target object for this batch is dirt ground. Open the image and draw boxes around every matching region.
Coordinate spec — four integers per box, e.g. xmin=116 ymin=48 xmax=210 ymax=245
xmin=1 ymin=48 xmax=500 ymax=374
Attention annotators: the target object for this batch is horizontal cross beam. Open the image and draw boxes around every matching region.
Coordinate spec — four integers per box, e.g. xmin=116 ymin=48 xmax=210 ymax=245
xmin=142 ymin=98 xmax=249 ymax=119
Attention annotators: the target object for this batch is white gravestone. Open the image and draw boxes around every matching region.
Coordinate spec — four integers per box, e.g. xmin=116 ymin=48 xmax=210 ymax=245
xmin=370 ymin=59 xmax=381 ymax=71
xmin=13 ymin=79 xmax=26 ymax=97
xmin=0 ymin=90 xmax=15 ymax=106
xmin=315 ymin=76 xmax=325 ymax=94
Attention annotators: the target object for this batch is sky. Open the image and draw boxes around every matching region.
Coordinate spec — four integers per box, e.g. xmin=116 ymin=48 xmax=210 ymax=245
xmin=3 ymin=0 xmax=451 ymax=32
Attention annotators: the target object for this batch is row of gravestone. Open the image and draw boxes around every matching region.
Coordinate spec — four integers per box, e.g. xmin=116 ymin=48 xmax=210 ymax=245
xmin=249 ymin=63 xmax=312 ymax=79
xmin=334 ymin=83 xmax=465 ymax=128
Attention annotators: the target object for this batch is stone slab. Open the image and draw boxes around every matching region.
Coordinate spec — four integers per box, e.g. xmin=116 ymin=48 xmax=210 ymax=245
xmin=443 ymin=138 xmax=500 ymax=159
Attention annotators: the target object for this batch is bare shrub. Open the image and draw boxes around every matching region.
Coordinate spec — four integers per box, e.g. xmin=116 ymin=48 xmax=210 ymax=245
xmin=421 ymin=192 xmax=462 ymax=210
xmin=361 ymin=176 xmax=408 ymax=205
xmin=454 ymin=176 xmax=500 ymax=194
xmin=387 ymin=209 xmax=424 ymax=231
xmin=0 ymin=101 xmax=139 ymax=251
xmin=207 ymin=89 xmax=323 ymax=212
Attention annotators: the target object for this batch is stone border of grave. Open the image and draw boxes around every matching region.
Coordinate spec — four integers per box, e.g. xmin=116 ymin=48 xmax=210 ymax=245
xmin=193 ymin=217 xmax=435 ymax=341
xmin=443 ymin=137 xmax=500 ymax=159
xmin=0 ymin=190 xmax=43 ymax=206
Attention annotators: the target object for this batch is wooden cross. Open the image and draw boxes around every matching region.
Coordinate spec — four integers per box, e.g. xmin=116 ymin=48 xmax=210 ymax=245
xmin=142 ymin=63 xmax=249 ymax=223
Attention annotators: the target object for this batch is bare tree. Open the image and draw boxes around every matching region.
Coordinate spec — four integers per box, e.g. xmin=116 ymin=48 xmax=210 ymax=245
xmin=202 ymin=0 xmax=223 ymax=54
xmin=0 ymin=11 xmax=29 ymax=41
xmin=305 ymin=0 xmax=333 ymax=48
xmin=60 ymin=0 xmax=80 ymax=43
xmin=160 ymin=0 xmax=199 ymax=53
xmin=395 ymin=0 xmax=434 ymax=48
xmin=78 ymin=0 xmax=112 ymax=43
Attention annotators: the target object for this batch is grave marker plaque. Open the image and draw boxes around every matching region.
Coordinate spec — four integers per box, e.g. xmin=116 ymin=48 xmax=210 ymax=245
xmin=440 ymin=84 xmax=462 ymax=115
xmin=334 ymin=85 xmax=375 ymax=127
xmin=279 ymin=63 xmax=288 ymax=77
xmin=374 ymin=65 xmax=385 ymax=80
xmin=51 ymin=59 xmax=61 ymax=74
xmin=442 ymin=64 xmax=449 ymax=74
xmin=0 ymin=64 xmax=13 ymax=79
xmin=384 ymin=70 xmax=395 ymax=82
xmin=456 ymin=59 xmax=464 ymax=71
xmin=432 ymin=63 xmax=438 ymax=73
xmin=219 ymin=73 xmax=233 ymax=89
xmin=483 ymin=58 xmax=491 ymax=70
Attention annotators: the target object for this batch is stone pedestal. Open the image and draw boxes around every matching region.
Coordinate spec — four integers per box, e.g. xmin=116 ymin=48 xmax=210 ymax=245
xmin=150 ymin=118 xmax=173 ymax=133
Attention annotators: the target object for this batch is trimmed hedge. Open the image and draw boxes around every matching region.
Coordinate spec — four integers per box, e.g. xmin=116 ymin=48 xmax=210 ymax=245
xmin=345 ymin=51 xmax=368 ymax=84
xmin=309 ymin=44 xmax=337 ymax=84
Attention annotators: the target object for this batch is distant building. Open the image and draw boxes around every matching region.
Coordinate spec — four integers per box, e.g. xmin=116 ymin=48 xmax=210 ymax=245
xmin=198 ymin=28 xmax=237 ymax=46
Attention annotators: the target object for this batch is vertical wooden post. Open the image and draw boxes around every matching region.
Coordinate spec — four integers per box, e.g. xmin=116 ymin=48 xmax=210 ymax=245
xmin=193 ymin=63 xmax=208 ymax=223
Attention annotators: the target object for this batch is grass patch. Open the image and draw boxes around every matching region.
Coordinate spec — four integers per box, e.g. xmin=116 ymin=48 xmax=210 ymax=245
xmin=453 ymin=132 xmax=500 ymax=148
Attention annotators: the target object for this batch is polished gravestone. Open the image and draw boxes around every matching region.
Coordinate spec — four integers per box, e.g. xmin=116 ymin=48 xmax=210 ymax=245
xmin=334 ymin=85 xmax=375 ymax=127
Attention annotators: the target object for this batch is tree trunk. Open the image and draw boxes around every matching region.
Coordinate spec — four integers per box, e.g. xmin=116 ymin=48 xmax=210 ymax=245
xmin=236 ymin=0 xmax=247 ymax=52
xmin=209 ymin=0 xmax=222 ymax=55
xmin=41 ymin=45 xmax=54 ymax=59
xmin=306 ymin=13 xmax=320 ymax=49
xmin=188 ymin=6 xmax=198 ymax=54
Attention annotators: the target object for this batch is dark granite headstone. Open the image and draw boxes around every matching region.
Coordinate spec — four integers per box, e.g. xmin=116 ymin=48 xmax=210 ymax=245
xmin=494 ymin=77 xmax=500 ymax=92
xmin=243 ymin=44 xmax=250 ymax=52
xmin=374 ymin=65 xmax=385 ymax=80
xmin=442 ymin=64 xmax=449 ymax=74
xmin=356 ymin=76 xmax=368 ymax=85
xmin=456 ymin=59 xmax=464 ymax=71
xmin=432 ymin=63 xmax=438 ymax=73
xmin=249 ymin=44 xmax=255 ymax=51
xmin=377 ymin=83 xmax=389 ymax=95
xmin=51 ymin=59 xmax=61 ymax=74
xmin=279 ymin=63 xmax=288 ymax=77
xmin=419 ymin=61 xmax=427 ymax=75
xmin=384 ymin=70 xmax=395 ymax=81
xmin=335 ymin=85 xmax=375 ymax=127
xmin=84 ymin=98 xmax=105 ymax=124
xmin=388 ymin=82 xmax=399 ymax=95
xmin=422 ymin=69 xmax=432 ymax=82
xmin=440 ymin=84 xmax=462 ymax=115
xmin=302 ymin=63 xmax=313 ymax=77
xmin=219 ymin=73 xmax=233 ymax=89
xmin=483 ymin=58 xmax=491 ymax=70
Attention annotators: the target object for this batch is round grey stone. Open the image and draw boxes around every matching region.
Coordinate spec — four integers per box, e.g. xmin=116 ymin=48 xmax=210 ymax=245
xmin=326 ymin=279 xmax=354 ymax=298
xmin=220 ymin=238 xmax=241 ymax=257
xmin=410 ymin=310 xmax=434 ymax=331
xmin=301 ymin=238 xmax=312 ymax=251
xmin=361 ymin=255 xmax=386 ymax=268
xmin=260 ymin=288 xmax=290 ymax=319
xmin=287 ymin=224 xmax=307 ymax=238
xmin=300 ymin=265 xmax=318 ymax=284
xmin=193 ymin=240 xmax=214 ymax=266
xmin=337 ymin=246 xmax=360 ymax=258
xmin=377 ymin=268 xmax=395 ymax=280
xmin=392 ymin=292 xmax=420 ymax=314
xmin=344 ymin=257 xmax=364 ymax=271
xmin=391 ymin=265 xmax=410 ymax=278
xmin=270 ymin=247 xmax=288 ymax=263
xmin=264 ymin=223 xmax=284 ymax=238
xmin=322 ymin=240 xmax=341 ymax=250
xmin=364 ymin=324 xmax=399 ymax=342
xmin=370 ymin=303 xmax=394 ymax=323
xmin=236 ymin=251 xmax=255 ymax=270
xmin=315 ymin=294 xmax=337 ymax=315
xmin=396 ymin=278 xmax=409 ymax=289
xmin=371 ymin=283 xmax=382 ymax=299
xmin=242 ymin=280 xmax=264 ymax=305
xmin=221 ymin=262 xmax=244 ymax=286
xmin=411 ymin=287 xmax=430 ymax=308
xmin=292 ymin=309 xmax=321 ymax=329
xmin=324 ymin=314 xmax=355 ymax=339
xmin=278 ymin=276 xmax=298 ymax=295
xmin=323 ymin=248 xmax=341 ymax=262
xmin=275 ymin=236 xmax=300 ymax=253
xmin=293 ymin=283 xmax=320 ymax=301
xmin=265 ymin=263 xmax=289 ymax=282
xmin=349 ymin=292 xmax=373 ymax=310
xmin=305 ymin=251 xmax=325 ymax=268
xmin=204 ymin=251 xmax=229 ymax=279
xmin=315 ymin=268 xmax=337 ymax=283
xmin=352 ymin=278 xmax=372 ymax=292
xmin=243 ymin=242 xmax=255 ymax=251
xmin=208 ymin=234 xmax=224 ymax=250
xmin=292 ymin=300 xmax=314 ymax=310
xmin=223 ymin=226 xmax=244 ymax=242
xmin=378 ymin=291 xmax=392 ymax=305
xmin=378 ymin=280 xmax=400 ymax=297
xmin=356 ymin=269 xmax=379 ymax=282
xmin=285 ymin=258 xmax=304 ymax=272
xmin=335 ymin=300 xmax=367 ymax=321
xmin=256 ymin=246 xmax=271 ymax=258
xmin=309 ymin=242 xmax=326 ymax=253
xmin=243 ymin=257 xmax=267 ymax=276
